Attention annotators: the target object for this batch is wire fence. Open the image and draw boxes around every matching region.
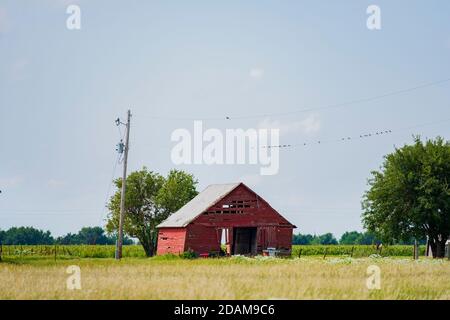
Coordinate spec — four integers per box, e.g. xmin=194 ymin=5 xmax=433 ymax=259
xmin=0 ymin=244 xmax=145 ymax=259
xmin=292 ymin=245 xmax=426 ymax=258
xmin=0 ymin=244 xmax=427 ymax=260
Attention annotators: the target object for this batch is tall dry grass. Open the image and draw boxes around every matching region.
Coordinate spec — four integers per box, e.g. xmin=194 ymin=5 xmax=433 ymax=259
xmin=0 ymin=256 xmax=449 ymax=299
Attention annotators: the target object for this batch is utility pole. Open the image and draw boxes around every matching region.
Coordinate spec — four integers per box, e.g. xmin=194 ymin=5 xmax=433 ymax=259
xmin=115 ymin=109 xmax=131 ymax=260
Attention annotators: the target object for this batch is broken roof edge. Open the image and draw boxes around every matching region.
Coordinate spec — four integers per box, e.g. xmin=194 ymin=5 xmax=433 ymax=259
xmin=156 ymin=182 xmax=242 ymax=228
xmin=233 ymin=182 xmax=296 ymax=228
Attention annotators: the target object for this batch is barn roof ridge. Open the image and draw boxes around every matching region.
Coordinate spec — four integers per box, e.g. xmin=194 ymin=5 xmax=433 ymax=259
xmin=156 ymin=182 xmax=242 ymax=228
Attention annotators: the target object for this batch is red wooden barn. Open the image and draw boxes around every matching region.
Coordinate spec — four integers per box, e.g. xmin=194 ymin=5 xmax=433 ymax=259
xmin=156 ymin=182 xmax=296 ymax=256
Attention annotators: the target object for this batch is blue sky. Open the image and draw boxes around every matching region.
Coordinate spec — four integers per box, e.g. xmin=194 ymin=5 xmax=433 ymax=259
xmin=1 ymin=0 xmax=449 ymax=237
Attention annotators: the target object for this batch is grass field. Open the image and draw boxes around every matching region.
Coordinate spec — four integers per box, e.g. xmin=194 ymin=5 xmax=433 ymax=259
xmin=1 ymin=255 xmax=449 ymax=300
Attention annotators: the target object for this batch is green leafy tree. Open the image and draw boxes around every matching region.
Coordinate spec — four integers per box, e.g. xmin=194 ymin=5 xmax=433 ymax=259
xmin=103 ymin=233 xmax=134 ymax=245
xmin=311 ymin=233 xmax=338 ymax=245
xmin=157 ymin=170 xmax=199 ymax=216
xmin=76 ymin=227 xmax=110 ymax=245
xmin=362 ymin=137 xmax=450 ymax=258
xmin=56 ymin=227 xmax=134 ymax=245
xmin=339 ymin=231 xmax=379 ymax=245
xmin=0 ymin=227 xmax=54 ymax=245
xmin=106 ymin=168 xmax=198 ymax=257
xmin=355 ymin=232 xmax=378 ymax=245
xmin=292 ymin=232 xmax=314 ymax=245
xmin=293 ymin=232 xmax=338 ymax=245
xmin=339 ymin=231 xmax=362 ymax=245
xmin=57 ymin=232 xmax=79 ymax=245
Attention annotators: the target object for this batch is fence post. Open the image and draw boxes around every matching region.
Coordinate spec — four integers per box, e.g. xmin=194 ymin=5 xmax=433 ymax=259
xmin=54 ymin=244 xmax=57 ymax=261
xmin=323 ymin=247 xmax=328 ymax=259
xmin=0 ymin=242 xmax=2 ymax=262
xmin=350 ymin=246 xmax=354 ymax=258
xmin=298 ymin=248 xmax=302 ymax=258
xmin=447 ymin=241 xmax=450 ymax=260
xmin=413 ymin=240 xmax=419 ymax=260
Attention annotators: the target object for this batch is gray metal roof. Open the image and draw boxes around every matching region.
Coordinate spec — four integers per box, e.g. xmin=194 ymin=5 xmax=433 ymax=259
xmin=156 ymin=183 xmax=241 ymax=228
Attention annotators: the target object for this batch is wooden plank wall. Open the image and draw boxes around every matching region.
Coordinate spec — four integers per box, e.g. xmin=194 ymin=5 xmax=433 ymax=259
xmin=156 ymin=228 xmax=187 ymax=255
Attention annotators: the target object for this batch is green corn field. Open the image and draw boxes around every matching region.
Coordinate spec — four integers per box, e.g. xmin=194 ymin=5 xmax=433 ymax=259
xmin=0 ymin=244 xmax=426 ymax=259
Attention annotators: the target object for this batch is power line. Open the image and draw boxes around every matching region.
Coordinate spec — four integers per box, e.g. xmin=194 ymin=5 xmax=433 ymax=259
xmin=260 ymin=117 xmax=450 ymax=149
xmin=137 ymin=77 xmax=450 ymax=121
xmin=97 ymin=152 xmax=121 ymax=226
xmin=262 ymin=129 xmax=393 ymax=149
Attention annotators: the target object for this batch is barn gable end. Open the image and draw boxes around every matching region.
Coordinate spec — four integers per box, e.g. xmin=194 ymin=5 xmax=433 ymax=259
xmin=157 ymin=182 xmax=295 ymax=256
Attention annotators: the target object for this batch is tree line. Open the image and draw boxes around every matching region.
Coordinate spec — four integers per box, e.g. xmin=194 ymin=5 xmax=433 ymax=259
xmin=1 ymin=226 xmax=424 ymax=246
xmin=292 ymin=230 xmax=426 ymax=245
xmin=0 ymin=226 xmax=133 ymax=245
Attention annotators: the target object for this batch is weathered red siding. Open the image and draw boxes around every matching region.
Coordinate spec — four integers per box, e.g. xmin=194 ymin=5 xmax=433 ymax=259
xmin=157 ymin=183 xmax=295 ymax=256
xmin=185 ymin=224 xmax=220 ymax=254
xmin=156 ymin=228 xmax=186 ymax=255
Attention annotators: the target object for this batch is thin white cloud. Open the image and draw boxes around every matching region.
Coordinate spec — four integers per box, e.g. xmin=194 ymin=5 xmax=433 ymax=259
xmin=298 ymin=114 xmax=321 ymax=134
xmin=258 ymin=114 xmax=321 ymax=136
xmin=0 ymin=176 xmax=24 ymax=188
xmin=249 ymin=67 xmax=264 ymax=79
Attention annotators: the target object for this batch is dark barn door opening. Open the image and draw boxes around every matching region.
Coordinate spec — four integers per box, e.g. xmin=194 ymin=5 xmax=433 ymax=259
xmin=233 ymin=227 xmax=257 ymax=255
